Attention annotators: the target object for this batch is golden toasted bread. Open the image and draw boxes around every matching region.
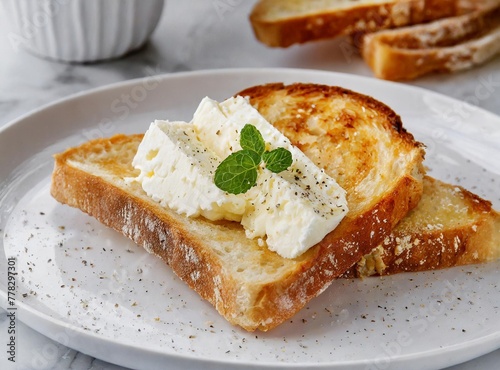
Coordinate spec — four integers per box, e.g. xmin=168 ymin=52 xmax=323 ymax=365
xmin=244 ymin=85 xmax=500 ymax=277
xmin=51 ymin=83 xmax=425 ymax=331
xmin=343 ymin=176 xmax=500 ymax=277
xmin=361 ymin=5 xmax=500 ymax=80
xmin=249 ymin=0 xmax=477 ymax=47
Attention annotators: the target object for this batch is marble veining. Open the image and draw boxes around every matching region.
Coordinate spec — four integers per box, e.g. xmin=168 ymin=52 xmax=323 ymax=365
xmin=53 ymin=66 xmax=91 ymax=86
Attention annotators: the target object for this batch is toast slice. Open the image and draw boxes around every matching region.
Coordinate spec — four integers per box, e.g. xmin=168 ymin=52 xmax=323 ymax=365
xmin=361 ymin=5 xmax=500 ymax=80
xmin=343 ymin=176 xmax=500 ymax=277
xmin=249 ymin=0 xmax=479 ymax=47
xmin=51 ymin=83 xmax=425 ymax=331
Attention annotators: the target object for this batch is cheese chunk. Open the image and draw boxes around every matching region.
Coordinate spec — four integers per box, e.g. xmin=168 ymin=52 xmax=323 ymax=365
xmin=132 ymin=121 xmax=246 ymax=222
xmin=192 ymin=96 xmax=348 ymax=258
xmin=134 ymin=96 xmax=348 ymax=258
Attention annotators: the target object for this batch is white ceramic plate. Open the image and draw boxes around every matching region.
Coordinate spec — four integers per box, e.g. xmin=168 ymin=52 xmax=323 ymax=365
xmin=1 ymin=69 xmax=499 ymax=370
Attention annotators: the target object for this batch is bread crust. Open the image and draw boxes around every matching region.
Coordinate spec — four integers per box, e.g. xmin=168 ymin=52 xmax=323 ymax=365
xmin=250 ymin=0 xmax=469 ymax=47
xmin=51 ymin=84 xmax=425 ymax=331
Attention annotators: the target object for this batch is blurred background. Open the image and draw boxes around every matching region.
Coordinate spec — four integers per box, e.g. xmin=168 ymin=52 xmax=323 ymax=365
xmin=1 ymin=0 xmax=499 ymax=128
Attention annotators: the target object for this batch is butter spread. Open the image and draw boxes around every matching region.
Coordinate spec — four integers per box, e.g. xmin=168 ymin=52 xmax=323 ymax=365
xmin=132 ymin=96 xmax=348 ymax=258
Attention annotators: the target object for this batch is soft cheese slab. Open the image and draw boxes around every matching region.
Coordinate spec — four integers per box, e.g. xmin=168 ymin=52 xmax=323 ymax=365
xmin=132 ymin=121 xmax=246 ymax=222
xmin=192 ymin=96 xmax=349 ymax=258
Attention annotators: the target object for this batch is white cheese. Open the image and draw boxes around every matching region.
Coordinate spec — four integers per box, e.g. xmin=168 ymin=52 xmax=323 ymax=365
xmin=133 ymin=96 xmax=348 ymax=259
xmin=132 ymin=121 xmax=246 ymax=222
xmin=192 ymin=96 xmax=348 ymax=258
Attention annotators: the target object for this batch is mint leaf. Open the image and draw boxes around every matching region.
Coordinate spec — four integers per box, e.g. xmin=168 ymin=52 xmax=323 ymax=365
xmin=214 ymin=125 xmax=293 ymax=194
xmin=262 ymin=148 xmax=293 ymax=173
xmin=214 ymin=149 xmax=261 ymax=194
xmin=240 ymin=124 xmax=265 ymax=156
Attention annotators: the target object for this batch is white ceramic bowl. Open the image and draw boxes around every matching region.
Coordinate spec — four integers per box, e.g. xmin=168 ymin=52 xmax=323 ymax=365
xmin=2 ymin=0 xmax=165 ymax=63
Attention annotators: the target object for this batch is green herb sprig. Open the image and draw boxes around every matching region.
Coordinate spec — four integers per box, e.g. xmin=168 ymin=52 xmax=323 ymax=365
xmin=214 ymin=124 xmax=292 ymax=194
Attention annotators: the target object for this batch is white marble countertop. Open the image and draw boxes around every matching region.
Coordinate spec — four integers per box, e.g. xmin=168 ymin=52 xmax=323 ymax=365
xmin=0 ymin=1 xmax=499 ymax=369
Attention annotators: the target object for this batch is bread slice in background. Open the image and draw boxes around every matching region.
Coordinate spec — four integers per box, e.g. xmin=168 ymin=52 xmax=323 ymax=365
xmin=51 ymin=83 xmax=425 ymax=331
xmin=361 ymin=4 xmax=500 ymax=80
xmin=343 ymin=176 xmax=500 ymax=277
xmin=250 ymin=0 xmax=479 ymax=47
